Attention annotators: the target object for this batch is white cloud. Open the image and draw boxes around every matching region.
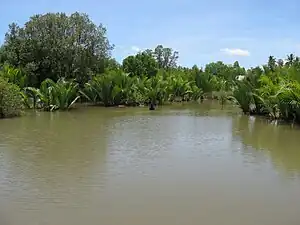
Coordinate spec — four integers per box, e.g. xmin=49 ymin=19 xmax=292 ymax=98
xmin=131 ymin=46 xmax=140 ymax=52
xmin=220 ymin=48 xmax=250 ymax=56
xmin=112 ymin=45 xmax=143 ymax=61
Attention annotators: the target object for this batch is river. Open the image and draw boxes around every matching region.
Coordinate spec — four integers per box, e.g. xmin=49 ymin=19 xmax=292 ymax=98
xmin=0 ymin=102 xmax=300 ymax=225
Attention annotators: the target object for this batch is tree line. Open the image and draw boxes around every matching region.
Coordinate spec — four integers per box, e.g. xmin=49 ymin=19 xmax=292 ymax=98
xmin=1 ymin=12 xmax=300 ymax=125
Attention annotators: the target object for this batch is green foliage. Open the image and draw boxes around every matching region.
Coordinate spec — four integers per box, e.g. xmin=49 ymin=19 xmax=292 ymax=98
xmin=226 ymin=61 xmax=300 ymax=124
xmin=153 ymin=45 xmax=179 ymax=69
xmin=2 ymin=12 xmax=113 ymax=87
xmin=0 ymin=77 xmax=23 ymax=118
xmin=122 ymin=45 xmax=179 ymax=77
xmin=123 ymin=51 xmax=158 ymax=77
xmin=3 ymin=11 xmax=300 ymax=125
xmin=0 ymin=64 xmax=27 ymax=88
xmin=23 ymin=78 xmax=80 ymax=111
xmin=230 ymin=80 xmax=254 ymax=113
xmin=52 ymin=79 xmax=80 ymax=110
xmin=276 ymin=81 xmax=300 ymax=123
xmin=205 ymin=61 xmax=245 ymax=81
xmin=268 ymin=56 xmax=276 ymax=71
xmin=81 ymin=71 xmax=140 ymax=106
xmin=79 ymin=69 xmax=203 ymax=106
xmin=214 ymin=80 xmax=231 ymax=109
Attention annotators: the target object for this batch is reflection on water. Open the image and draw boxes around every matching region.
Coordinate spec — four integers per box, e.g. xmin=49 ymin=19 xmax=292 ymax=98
xmin=233 ymin=115 xmax=300 ymax=177
xmin=0 ymin=110 xmax=108 ymax=187
xmin=0 ymin=104 xmax=300 ymax=225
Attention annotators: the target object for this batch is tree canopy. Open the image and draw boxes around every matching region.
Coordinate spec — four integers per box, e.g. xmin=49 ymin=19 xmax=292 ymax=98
xmin=1 ymin=12 xmax=113 ymax=86
xmin=122 ymin=50 xmax=158 ymax=77
xmin=122 ymin=45 xmax=179 ymax=77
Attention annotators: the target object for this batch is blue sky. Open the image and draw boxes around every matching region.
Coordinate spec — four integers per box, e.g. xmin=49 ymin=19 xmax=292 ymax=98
xmin=1 ymin=0 xmax=300 ymax=68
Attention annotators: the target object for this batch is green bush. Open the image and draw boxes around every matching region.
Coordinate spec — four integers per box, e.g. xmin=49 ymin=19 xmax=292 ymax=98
xmin=0 ymin=77 xmax=23 ymax=118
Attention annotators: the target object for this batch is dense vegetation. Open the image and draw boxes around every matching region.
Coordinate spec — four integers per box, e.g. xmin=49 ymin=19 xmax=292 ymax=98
xmin=0 ymin=76 xmax=23 ymax=118
xmin=1 ymin=12 xmax=300 ymax=124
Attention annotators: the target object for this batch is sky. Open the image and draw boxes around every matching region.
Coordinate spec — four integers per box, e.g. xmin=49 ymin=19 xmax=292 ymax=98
xmin=1 ymin=0 xmax=300 ymax=68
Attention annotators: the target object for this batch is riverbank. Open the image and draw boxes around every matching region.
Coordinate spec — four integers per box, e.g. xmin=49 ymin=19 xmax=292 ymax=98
xmin=3 ymin=98 xmax=300 ymax=129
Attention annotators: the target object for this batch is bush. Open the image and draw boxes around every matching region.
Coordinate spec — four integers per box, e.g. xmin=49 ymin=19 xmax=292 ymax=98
xmin=0 ymin=77 xmax=23 ymax=118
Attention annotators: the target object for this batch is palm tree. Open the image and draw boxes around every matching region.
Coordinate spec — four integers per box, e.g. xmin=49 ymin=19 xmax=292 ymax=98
xmin=268 ymin=56 xmax=276 ymax=71
xmin=286 ymin=54 xmax=295 ymax=66
xmin=22 ymin=79 xmax=80 ymax=111
xmin=229 ymin=80 xmax=254 ymax=114
xmin=277 ymin=81 xmax=300 ymax=123
xmin=80 ymin=82 xmax=100 ymax=105
xmin=51 ymin=78 xmax=80 ymax=110
xmin=167 ymin=74 xmax=193 ymax=102
xmin=143 ymin=75 xmax=168 ymax=105
xmin=0 ymin=64 xmax=27 ymax=88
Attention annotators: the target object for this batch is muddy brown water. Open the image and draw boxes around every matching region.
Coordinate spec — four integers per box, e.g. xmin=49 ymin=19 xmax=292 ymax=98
xmin=0 ymin=102 xmax=300 ymax=225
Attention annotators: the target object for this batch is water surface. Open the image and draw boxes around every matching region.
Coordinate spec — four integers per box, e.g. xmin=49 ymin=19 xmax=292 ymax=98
xmin=0 ymin=103 xmax=300 ymax=225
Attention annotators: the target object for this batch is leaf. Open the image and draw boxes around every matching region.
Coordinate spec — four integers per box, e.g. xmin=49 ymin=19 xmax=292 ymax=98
xmin=68 ymin=96 xmax=81 ymax=109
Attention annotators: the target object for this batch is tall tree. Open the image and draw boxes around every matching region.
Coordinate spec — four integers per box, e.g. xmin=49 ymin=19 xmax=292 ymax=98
xmin=286 ymin=53 xmax=295 ymax=66
xmin=0 ymin=46 xmax=6 ymax=64
xmin=233 ymin=61 xmax=246 ymax=76
xmin=122 ymin=50 xmax=158 ymax=77
xmin=153 ymin=45 xmax=179 ymax=69
xmin=277 ymin=59 xmax=284 ymax=67
xmin=268 ymin=56 xmax=276 ymax=71
xmin=105 ymin=58 xmax=121 ymax=71
xmin=2 ymin=12 xmax=113 ymax=86
xmin=233 ymin=61 xmax=240 ymax=68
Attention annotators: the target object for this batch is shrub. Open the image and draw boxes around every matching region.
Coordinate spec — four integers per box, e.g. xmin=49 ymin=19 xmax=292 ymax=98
xmin=0 ymin=77 xmax=23 ymax=118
